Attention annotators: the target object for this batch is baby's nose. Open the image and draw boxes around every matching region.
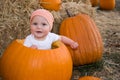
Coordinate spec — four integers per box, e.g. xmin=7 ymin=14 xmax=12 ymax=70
xmin=37 ymin=25 xmax=42 ymax=28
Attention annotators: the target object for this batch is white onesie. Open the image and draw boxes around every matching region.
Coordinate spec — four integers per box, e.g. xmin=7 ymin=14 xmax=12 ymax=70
xmin=24 ymin=32 xmax=60 ymax=49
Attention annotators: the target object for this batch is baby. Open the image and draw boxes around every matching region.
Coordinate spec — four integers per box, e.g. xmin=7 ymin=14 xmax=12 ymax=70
xmin=24 ymin=9 xmax=78 ymax=50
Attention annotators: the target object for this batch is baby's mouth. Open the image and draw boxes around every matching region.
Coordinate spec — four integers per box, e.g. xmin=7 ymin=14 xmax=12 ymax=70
xmin=36 ymin=31 xmax=42 ymax=33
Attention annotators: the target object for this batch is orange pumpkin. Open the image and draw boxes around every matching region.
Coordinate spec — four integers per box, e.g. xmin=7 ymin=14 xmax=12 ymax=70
xmin=0 ymin=40 xmax=72 ymax=80
xmin=0 ymin=58 xmax=1 ymax=76
xmin=40 ymin=0 xmax=61 ymax=11
xmin=100 ymin=0 xmax=115 ymax=10
xmin=60 ymin=13 xmax=103 ymax=66
xmin=78 ymin=76 xmax=101 ymax=80
xmin=90 ymin=0 xmax=99 ymax=7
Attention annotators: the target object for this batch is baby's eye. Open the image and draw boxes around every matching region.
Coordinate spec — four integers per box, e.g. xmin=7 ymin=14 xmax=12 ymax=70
xmin=33 ymin=22 xmax=38 ymax=25
xmin=42 ymin=23 xmax=47 ymax=26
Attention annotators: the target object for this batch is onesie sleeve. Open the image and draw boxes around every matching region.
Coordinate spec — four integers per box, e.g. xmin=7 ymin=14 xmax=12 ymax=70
xmin=49 ymin=33 xmax=61 ymax=42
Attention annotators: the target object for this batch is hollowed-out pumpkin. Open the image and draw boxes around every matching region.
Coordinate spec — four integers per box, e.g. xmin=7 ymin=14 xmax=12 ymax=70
xmin=59 ymin=13 xmax=103 ymax=66
xmin=90 ymin=0 xmax=99 ymax=7
xmin=39 ymin=0 xmax=61 ymax=11
xmin=0 ymin=40 xmax=72 ymax=80
xmin=99 ymin=0 xmax=115 ymax=10
xmin=78 ymin=76 xmax=101 ymax=80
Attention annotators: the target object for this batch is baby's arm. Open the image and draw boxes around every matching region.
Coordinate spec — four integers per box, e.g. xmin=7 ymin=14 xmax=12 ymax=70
xmin=60 ymin=36 xmax=79 ymax=49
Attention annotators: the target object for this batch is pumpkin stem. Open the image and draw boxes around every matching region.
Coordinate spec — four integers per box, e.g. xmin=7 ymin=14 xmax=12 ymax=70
xmin=65 ymin=9 xmax=71 ymax=17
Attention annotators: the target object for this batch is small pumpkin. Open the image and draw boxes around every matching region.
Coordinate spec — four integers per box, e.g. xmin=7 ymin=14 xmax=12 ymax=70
xmin=60 ymin=13 xmax=103 ymax=66
xmin=90 ymin=0 xmax=99 ymax=7
xmin=78 ymin=76 xmax=101 ymax=80
xmin=39 ymin=0 xmax=61 ymax=11
xmin=99 ymin=0 xmax=115 ymax=10
xmin=0 ymin=39 xmax=72 ymax=80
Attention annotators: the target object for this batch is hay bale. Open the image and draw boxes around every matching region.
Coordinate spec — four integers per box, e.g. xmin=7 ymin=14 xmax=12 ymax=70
xmin=52 ymin=1 xmax=96 ymax=33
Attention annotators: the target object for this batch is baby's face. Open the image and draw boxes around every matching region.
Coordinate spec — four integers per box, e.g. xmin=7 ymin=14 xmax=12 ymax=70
xmin=30 ymin=16 xmax=50 ymax=40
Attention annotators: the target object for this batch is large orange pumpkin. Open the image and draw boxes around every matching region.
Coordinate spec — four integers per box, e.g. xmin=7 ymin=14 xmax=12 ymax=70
xmin=59 ymin=13 xmax=103 ymax=66
xmin=78 ymin=76 xmax=101 ymax=80
xmin=99 ymin=0 xmax=115 ymax=10
xmin=0 ymin=40 xmax=72 ymax=80
xmin=40 ymin=0 xmax=61 ymax=11
xmin=90 ymin=0 xmax=99 ymax=7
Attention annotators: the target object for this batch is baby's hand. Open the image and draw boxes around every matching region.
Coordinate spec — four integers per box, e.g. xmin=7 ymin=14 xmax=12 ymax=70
xmin=70 ymin=42 xmax=79 ymax=49
xmin=30 ymin=45 xmax=38 ymax=49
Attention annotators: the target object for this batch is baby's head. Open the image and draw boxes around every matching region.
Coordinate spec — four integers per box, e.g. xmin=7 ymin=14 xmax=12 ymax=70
xmin=30 ymin=9 xmax=54 ymax=31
